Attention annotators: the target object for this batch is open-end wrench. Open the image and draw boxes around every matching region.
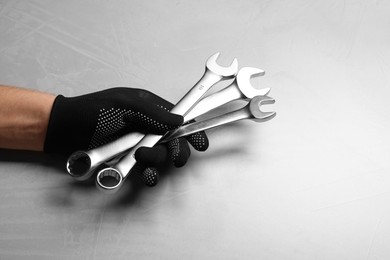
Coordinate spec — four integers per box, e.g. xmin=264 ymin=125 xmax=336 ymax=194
xmin=137 ymin=95 xmax=276 ymax=187
xmin=140 ymin=95 xmax=275 ymax=186
xmin=66 ymin=66 xmax=269 ymax=181
xmin=162 ymin=95 xmax=276 ymax=142
xmin=184 ymin=67 xmax=270 ymax=122
xmin=132 ymin=95 xmax=275 ymax=187
xmin=95 ymin=52 xmax=238 ymax=193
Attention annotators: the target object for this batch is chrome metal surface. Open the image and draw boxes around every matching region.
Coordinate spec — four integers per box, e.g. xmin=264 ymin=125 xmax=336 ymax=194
xmin=66 ymin=132 xmax=144 ymax=180
xmin=162 ymin=95 xmax=276 ymax=142
xmin=184 ymin=67 xmax=270 ymax=122
xmin=66 ymin=66 xmax=269 ymax=181
xmin=95 ymin=52 xmax=238 ymax=192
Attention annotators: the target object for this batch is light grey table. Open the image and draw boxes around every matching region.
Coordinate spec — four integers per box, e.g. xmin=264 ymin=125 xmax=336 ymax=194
xmin=1 ymin=0 xmax=390 ymax=259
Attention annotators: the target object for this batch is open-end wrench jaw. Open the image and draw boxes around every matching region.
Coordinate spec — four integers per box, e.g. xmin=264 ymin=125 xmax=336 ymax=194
xmin=95 ymin=52 xmax=239 ymax=193
xmin=249 ymin=95 xmax=276 ymax=122
xmin=236 ymin=67 xmax=270 ymax=98
xmin=206 ymin=52 xmax=238 ymax=78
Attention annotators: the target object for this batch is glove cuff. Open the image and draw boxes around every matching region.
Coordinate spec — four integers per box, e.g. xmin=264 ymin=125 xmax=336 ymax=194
xmin=43 ymin=95 xmax=94 ymax=155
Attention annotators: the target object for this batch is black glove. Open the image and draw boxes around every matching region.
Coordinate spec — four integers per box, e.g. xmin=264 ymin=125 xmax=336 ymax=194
xmin=44 ymin=87 xmax=208 ymax=182
xmin=134 ymin=118 xmax=209 ymax=186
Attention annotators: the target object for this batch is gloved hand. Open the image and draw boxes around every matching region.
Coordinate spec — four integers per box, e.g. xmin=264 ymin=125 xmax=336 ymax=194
xmin=44 ymin=87 xmax=208 ymax=183
xmin=134 ymin=116 xmax=209 ymax=186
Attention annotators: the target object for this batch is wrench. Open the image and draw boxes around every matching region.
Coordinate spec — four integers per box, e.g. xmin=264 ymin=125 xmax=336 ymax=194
xmin=162 ymin=95 xmax=276 ymax=142
xmin=66 ymin=66 xmax=269 ymax=181
xmin=66 ymin=132 xmax=144 ymax=181
xmin=184 ymin=67 xmax=270 ymax=122
xmin=135 ymin=95 xmax=276 ymax=186
xmin=95 ymin=52 xmax=238 ymax=193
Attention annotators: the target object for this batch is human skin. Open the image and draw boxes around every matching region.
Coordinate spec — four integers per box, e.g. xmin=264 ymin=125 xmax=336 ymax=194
xmin=0 ymin=85 xmax=55 ymax=151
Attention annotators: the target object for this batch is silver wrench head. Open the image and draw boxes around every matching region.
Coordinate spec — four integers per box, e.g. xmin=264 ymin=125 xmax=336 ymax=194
xmin=249 ymin=95 xmax=276 ymax=122
xmin=67 ymin=151 xmax=93 ymax=180
xmin=236 ymin=67 xmax=270 ymax=98
xmin=206 ymin=52 xmax=238 ymax=78
xmin=96 ymin=167 xmax=123 ymax=193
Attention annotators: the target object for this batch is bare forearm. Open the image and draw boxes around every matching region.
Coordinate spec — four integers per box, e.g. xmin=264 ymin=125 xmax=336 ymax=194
xmin=0 ymin=85 xmax=55 ymax=151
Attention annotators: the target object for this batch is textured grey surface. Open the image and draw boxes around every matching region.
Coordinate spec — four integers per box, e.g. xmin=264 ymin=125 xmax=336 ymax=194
xmin=1 ymin=0 xmax=390 ymax=259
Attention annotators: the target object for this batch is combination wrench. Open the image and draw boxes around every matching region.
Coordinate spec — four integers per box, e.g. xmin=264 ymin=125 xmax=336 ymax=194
xmin=66 ymin=66 xmax=269 ymax=181
xmin=134 ymin=95 xmax=276 ymax=186
xmin=162 ymin=95 xmax=276 ymax=143
xmin=183 ymin=67 xmax=270 ymax=121
xmin=95 ymin=52 xmax=238 ymax=193
xmin=78 ymin=95 xmax=276 ymax=187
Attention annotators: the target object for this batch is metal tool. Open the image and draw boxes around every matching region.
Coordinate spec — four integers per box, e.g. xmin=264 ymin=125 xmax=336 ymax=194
xmin=66 ymin=132 xmax=144 ymax=181
xmin=90 ymin=95 xmax=276 ymax=188
xmin=68 ymin=94 xmax=276 ymax=185
xmin=184 ymin=67 xmax=270 ymax=122
xmin=162 ymin=95 xmax=276 ymax=143
xmin=66 ymin=66 xmax=269 ymax=181
xmin=140 ymin=95 xmax=276 ymax=186
xmin=95 ymin=52 xmax=238 ymax=193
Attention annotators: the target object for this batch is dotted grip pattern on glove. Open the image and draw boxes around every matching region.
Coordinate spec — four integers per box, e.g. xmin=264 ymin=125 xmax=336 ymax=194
xmin=44 ymin=88 xmax=183 ymax=155
xmin=44 ymin=87 xmax=209 ymax=187
xmin=89 ymin=107 xmax=173 ymax=149
xmin=135 ymin=121 xmax=209 ymax=187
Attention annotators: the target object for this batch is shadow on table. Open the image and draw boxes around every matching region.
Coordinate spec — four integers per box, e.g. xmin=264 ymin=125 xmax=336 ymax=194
xmin=0 ymin=122 xmax=255 ymax=209
xmin=109 ymin=125 xmax=252 ymax=208
xmin=0 ymin=148 xmax=156 ymax=208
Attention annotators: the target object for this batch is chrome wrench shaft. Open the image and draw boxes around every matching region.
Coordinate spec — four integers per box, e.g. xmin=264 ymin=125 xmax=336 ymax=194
xmin=184 ymin=67 xmax=270 ymax=122
xmin=66 ymin=66 xmax=269 ymax=181
xmin=96 ymin=52 xmax=238 ymax=193
xmin=162 ymin=95 xmax=276 ymax=143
